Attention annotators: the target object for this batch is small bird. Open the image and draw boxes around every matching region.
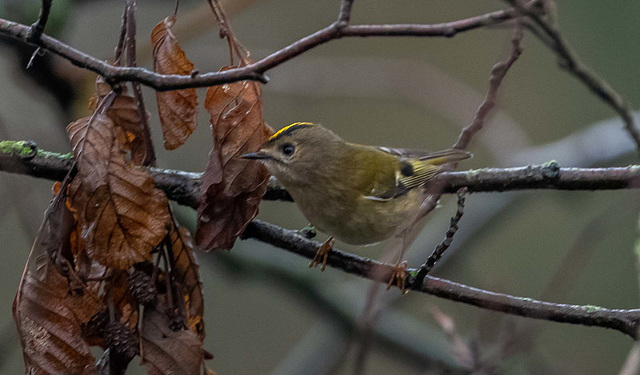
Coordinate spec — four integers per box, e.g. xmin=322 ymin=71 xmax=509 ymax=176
xmin=242 ymin=122 xmax=471 ymax=289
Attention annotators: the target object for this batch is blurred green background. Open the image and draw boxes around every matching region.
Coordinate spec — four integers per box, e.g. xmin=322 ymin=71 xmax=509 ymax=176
xmin=1 ymin=0 xmax=640 ymax=374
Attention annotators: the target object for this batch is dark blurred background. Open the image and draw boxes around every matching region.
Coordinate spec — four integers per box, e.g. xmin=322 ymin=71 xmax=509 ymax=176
xmin=1 ymin=1 xmax=640 ymax=374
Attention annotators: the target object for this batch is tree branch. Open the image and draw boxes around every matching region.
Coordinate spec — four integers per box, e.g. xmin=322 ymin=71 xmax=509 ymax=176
xmin=243 ymin=220 xmax=640 ymax=339
xmin=507 ymin=0 xmax=640 ymax=154
xmin=28 ymin=0 xmax=52 ymax=41
xmin=0 ymin=7 xmax=520 ymax=91
xmin=2 ymin=140 xmax=640 ymax=337
xmin=1 ymin=141 xmax=639 ymax=206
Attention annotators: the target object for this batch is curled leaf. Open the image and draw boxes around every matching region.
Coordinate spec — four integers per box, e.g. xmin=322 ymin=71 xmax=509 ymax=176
xmin=90 ymin=78 xmax=152 ymax=165
xmin=151 ymin=16 xmax=198 ymax=150
xmin=196 ymin=70 xmax=272 ymax=250
xmin=67 ymin=114 xmax=115 ymax=190
xmin=69 ymin=127 xmax=171 ymax=269
xmin=141 ymin=298 xmax=205 ymax=375
xmin=13 ymin=198 xmax=101 ymax=375
xmin=170 ymin=225 xmax=205 ymax=338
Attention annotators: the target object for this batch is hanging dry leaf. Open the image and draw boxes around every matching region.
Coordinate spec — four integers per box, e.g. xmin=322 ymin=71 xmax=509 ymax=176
xmin=69 ymin=126 xmax=171 ymax=269
xmin=89 ymin=78 xmax=152 ymax=165
xmin=141 ymin=298 xmax=205 ymax=375
xmin=170 ymin=225 xmax=205 ymax=338
xmin=196 ymin=71 xmax=272 ymax=250
xmin=67 ymin=114 xmax=115 ymax=190
xmin=14 ymin=198 xmax=101 ymax=375
xmin=151 ymin=16 xmax=198 ymax=150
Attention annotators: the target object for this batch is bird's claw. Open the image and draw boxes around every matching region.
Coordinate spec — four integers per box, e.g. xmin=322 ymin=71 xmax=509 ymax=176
xmin=309 ymin=237 xmax=334 ymax=271
xmin=387 ymin=260 xmax=409 ymax=294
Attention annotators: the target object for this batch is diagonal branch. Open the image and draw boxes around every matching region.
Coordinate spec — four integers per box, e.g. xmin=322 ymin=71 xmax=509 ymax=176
xmin=243 ymin=220 xmax=640 ymax=339
xmin=453 ymin=18 xmax=523 ymax=150
xmin=0 ymin=7 xmax=521 ymax=91
xmin=508 ymin=0 xmax=640 ymax=153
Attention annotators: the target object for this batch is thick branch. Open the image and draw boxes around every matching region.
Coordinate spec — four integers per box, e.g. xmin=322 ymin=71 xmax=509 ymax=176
xmin=1 ymin=142 xmax=639 ymax=206
xmin=2 ymin=140 xmax=640 ymax=337
xmin=0 ymin=7 xmax=519 ymax=91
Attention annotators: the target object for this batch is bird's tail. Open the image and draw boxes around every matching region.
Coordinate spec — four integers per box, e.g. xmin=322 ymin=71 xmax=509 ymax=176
xmin=418 ymin=149 xmax=473 ymax=165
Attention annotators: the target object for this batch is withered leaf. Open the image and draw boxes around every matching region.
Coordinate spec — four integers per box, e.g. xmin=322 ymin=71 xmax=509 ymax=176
xmin=90 ymin=78 xmax=152 ymax=165
xmin=69 ymin=127 xmax=171 ymax=269
xmin=141 ymin=299 xmax=204 ymax=375
xmin=151 ymin=16 xmax=198 ymax=150
xmin=67 ymin=114 xmax=115 ymax=191
xmin=111 ymin=271 xmax=140 ymax=330
xmin=196 ymin=73 xmax=272 ymax=250
xmin=170 ymin=225 xmax=205 ymax=339
xmin=14 ymin=198 xmax=101 ymax=375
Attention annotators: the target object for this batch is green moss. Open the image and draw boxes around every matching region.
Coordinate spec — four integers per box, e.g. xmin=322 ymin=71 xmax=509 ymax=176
xmin=0 ymin=140 xmax=72 ymax=160
xmin=0 ymin=140 xmax=35 ymax=157
xmin=38 ymin=149 xmax=73 ymax=160
xmin=582 ymin=305 xmax=604 ymax=313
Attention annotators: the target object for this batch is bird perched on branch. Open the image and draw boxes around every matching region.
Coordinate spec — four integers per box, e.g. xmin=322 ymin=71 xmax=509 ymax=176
xmin=242 ymin=122 xmax=471 ymax=289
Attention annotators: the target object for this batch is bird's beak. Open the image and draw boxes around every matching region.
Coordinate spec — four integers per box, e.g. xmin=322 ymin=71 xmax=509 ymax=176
xmin=241 ymin=151 xmax=272 ymax=160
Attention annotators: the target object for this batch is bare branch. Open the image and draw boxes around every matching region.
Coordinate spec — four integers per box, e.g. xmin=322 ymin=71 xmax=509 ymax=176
xmin=242 ymin=220 xmax=640 ymax=339
xmin=123 ymin=0 xmax=156 ymax=167
xmin=413 ymin=188 xmax=467 ymax=285
xmin=2 ymin=140 xmax=640 ymax=337
xmin=0 ymin=7 xmax=520 ymax=91
xmin=453 ymin=20 xmax=523 ymax=150
xmin=508 ymin=0 xmax=640 ymax=153
xmin=1 ymin=142 xmax=639 ymax=206
xmin=337 ymin=0 xmax=355 ymax=25
xmin=28 ymin=0 xmax=52 ymax=41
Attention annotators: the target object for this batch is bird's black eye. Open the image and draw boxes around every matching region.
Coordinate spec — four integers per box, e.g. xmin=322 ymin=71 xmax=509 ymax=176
xmin=281 ymin=143 xmax=295 ymax=156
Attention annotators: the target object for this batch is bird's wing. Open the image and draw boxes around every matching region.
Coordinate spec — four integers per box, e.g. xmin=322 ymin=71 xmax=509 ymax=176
xmin=377 ymin=147 xmax=472 ymax=163
xmin=365 ymin=148 xmax=472 ymax=201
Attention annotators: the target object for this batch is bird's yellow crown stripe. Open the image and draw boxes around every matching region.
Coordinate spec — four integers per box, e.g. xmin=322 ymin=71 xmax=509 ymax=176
xmin=269 ymin=122 xmax=314 ymax=140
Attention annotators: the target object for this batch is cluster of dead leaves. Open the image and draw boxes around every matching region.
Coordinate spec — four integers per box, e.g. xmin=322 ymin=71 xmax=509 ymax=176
xmin=14 ymin=2 xmax=272 ymax=373
xmin=151 ymin=13 xmax=271 ymax=251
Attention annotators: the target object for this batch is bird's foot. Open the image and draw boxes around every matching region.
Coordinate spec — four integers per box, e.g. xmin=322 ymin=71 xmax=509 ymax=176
xmin=387 ymin=260 xmax=409 ymax=294
xmin=309 ymin=237 xmax=334 ymax=271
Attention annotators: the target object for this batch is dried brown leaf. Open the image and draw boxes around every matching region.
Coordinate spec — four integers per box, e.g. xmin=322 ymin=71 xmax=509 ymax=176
xmin=170 ymin=225 xmax=205 ymax=338
xmin=196 ymin=72 xmax=272 ymax=250
xmin=151 ymin=16 xmax=198 ymax=150
xmin=14 ymin=199 xmax=101 ymax=375
xmin=141 ymin=298 xmax=204 ymax=375
xmin=90 ymin=78 xmax=152 ymax=165
xmin=111 ymin=271 xmax=140 ymax=330
xmin=67 ymin=114 xmax=115 ymax=190
xmin=69 ymin=127 xmax=171 ymax=269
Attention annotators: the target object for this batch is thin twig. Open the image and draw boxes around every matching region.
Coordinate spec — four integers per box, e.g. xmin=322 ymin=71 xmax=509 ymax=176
xmin=414 ymin=19 xmax=524 ymax=228
xmin=28 ymin=0 xmax=52 ymax=41
xmin=507 ymin=0 xmax=640 ymax=154
xmin=412 ymin=188 xmax=468 ymax=286
xmin=0 ymin=7 xmax=520 ymax=91
xmin=453 ymin=20 xmax=523 ymax=150
xmin=337 ymin=0 xmax=355 ymax=25
xmin=123 ymin=0 xmax=156 ymax=167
